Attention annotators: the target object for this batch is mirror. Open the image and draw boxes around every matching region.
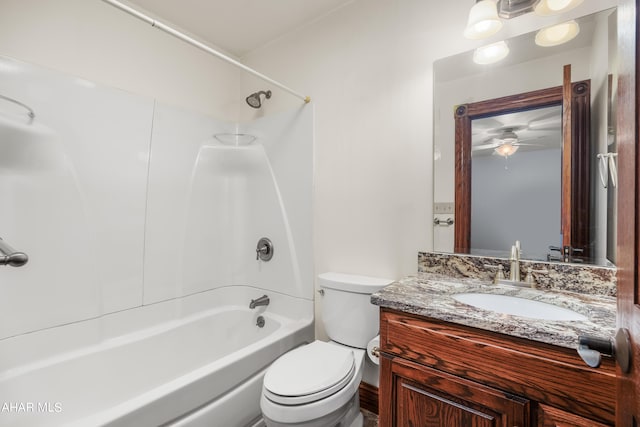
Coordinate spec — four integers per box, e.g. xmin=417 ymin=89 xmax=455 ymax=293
xmin=433 ymin=7 xmax=618 ymax=266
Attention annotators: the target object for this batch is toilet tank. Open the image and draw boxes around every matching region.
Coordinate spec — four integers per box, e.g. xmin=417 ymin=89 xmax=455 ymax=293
xmin=318 ymin=272 xmax=394 ymax=348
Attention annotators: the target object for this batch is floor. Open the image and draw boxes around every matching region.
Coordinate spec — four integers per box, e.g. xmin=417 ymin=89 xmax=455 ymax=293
xmin=362 ymin=409 xmax=379 ymax=427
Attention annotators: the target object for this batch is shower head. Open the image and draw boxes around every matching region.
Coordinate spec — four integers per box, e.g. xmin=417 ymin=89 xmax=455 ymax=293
xmin=246 ymin=90 xmax=272 ymax=109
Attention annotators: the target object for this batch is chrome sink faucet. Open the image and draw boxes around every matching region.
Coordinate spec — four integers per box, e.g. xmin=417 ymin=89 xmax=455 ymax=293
xmin=485 ymin=241 xmax=548 ymax=289
xmin=509 ymin=240 xmax=521 ymax=282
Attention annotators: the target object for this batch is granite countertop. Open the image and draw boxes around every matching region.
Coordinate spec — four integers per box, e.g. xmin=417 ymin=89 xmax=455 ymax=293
xmin=371 ymin=273 xmax=616 ymax=350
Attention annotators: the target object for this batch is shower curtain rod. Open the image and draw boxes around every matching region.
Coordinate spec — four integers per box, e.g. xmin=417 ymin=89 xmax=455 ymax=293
xmin=100 ymin=0 xmax=311 ymax=104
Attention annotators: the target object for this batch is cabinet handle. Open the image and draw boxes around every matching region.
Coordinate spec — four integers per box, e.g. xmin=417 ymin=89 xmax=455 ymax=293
xmin=577 ymin=329 xmax=631 ymax=373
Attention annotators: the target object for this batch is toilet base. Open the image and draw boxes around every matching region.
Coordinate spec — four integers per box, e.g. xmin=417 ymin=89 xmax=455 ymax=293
xmin=263 ymin=393 xmax=362 ymax=427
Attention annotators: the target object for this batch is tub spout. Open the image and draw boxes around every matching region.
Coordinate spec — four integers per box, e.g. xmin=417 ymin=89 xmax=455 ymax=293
xmin=249 ymin=295 xmax=270 ymax=309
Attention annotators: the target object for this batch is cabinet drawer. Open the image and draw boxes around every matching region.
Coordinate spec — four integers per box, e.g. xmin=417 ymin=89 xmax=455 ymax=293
xmin=380 ymin=309 xmax=615 ymax=424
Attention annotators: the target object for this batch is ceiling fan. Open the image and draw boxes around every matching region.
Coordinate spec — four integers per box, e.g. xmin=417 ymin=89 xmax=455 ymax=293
xmin=471 ymin=108 xmax=562 ymax=158
xmin=472 ymin=127 xmax=545 ymax=157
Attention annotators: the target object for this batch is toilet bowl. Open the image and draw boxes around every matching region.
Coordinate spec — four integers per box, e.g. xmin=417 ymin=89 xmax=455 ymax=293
xmin=260 ymin=273 xmax=393 ymax=427
xmin=261 ymin=341 xmax=365 ymax=426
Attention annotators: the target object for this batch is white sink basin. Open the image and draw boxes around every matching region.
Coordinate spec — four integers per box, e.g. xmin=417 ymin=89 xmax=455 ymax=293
xmin=452 ymin=293 xmax=588 ymax=321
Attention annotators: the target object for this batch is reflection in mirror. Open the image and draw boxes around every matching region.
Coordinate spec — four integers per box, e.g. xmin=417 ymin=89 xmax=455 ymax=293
xmin=471 ymin=105 xmax=562 ymax=259
xmin=433 ymin=7 xmax=618 ymax=266
xmin=455 ymin=79 xmax=591 ymax=263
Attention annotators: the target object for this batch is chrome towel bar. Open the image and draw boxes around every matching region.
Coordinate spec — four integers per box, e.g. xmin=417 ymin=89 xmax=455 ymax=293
xmin=0 ymin=237 xmax=29 ymax=267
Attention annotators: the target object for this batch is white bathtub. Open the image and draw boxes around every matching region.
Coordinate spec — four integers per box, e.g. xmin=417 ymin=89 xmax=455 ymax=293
xmin=0 ymin=286 xmax=313 ymax=427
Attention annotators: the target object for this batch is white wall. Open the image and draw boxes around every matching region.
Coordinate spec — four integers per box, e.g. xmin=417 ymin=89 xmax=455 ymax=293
xmin=241 ymin=1 xmax=468 ymax=343
xmin=239 ymin=0 xmax=619 ymax=342
xmin=471 ymin=148 xmax=562 ymax=259
xmin=0 ymin=0 xmax=240 ymax=120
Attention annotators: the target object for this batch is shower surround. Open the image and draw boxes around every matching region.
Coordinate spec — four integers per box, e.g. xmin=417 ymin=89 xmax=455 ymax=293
xmin=0 ymin=55 xmax=314 ymax=426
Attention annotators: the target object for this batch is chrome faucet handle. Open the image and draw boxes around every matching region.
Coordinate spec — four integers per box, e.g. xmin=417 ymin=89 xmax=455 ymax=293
xmin=524 ymin=268 xmax=534 ymax=286
xmin=255 ymin=237 xmax=274 ymax=261
xmin=256 ymin=245 xmax=268 ymax=260
xmin=484 ymin=264 xmax=505 ymax=284
xmin=524 ymin=268 xmax=549 ymax=288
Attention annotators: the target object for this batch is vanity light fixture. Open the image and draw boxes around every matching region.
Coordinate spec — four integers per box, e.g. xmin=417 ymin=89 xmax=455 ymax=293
xmin=494 ymin=142 xmax=519 ymax=157
xmin=464 ymin=0 xmax=582 ymax=40
xmin=473 ymin=40 xmax=510 ymax=65
xmin=464 ymin=0 xmax=503 ymax=40
xmin=535 ymin=20 xmax=580 ymax=47
xmin=534 ymin=0 xmax=584 ymax=16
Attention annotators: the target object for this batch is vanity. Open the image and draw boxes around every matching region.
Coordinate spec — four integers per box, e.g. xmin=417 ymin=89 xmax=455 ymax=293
xmin=372 ymin=253 xmax=617 ymax=427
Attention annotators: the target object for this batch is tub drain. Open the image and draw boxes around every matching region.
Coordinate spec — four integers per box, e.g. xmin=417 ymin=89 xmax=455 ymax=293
xmin=256 ymin=315 xmax=265 ymax=328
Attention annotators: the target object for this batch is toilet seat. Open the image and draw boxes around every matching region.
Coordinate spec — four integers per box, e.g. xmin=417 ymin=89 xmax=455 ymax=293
xmin=260 ymin=342 xmax=366 ymax=425
xmin=263 ymin=341 xmax=356 ymax=405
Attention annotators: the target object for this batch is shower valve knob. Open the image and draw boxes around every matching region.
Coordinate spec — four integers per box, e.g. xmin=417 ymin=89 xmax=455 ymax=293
xmin=255 ymin=238 xmax=274 ymax=261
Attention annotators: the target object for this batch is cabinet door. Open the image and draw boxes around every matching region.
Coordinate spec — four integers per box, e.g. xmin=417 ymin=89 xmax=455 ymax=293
xmin=537 ymin=404 xmax=611 ymax=427
xmin=385 ymin=357 xmax=530 ymax=427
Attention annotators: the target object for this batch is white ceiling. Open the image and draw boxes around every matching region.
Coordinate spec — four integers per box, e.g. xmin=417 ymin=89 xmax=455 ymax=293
xmin=125 ymin=0 xmax=356 ymax=57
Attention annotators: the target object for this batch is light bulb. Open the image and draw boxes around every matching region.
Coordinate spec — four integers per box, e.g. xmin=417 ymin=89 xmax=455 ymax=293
xmin=473 ymin=41 xmax=509 ymax=65
xmin=535 ymin=0 xmax=584 ymax=16
xmin=548 ymin=0 xmax=572 ymax=10
xmin=464 ymin=0 xmax=503 ymax=40
xmin=535 ymin=21 xmax=580 ymax=47
xmin=494 ymin=143 xmax=519 ymax=157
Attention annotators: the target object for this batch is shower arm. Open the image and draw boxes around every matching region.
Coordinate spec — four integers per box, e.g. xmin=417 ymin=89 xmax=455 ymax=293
xmin=0 ymin=237 xmax=29 ymax=267
xmin=100 ymin=0 xmax=311 ymax=104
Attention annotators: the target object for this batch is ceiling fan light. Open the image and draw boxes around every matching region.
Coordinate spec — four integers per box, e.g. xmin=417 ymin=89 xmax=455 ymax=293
xmin=464 ymin=0 xmax=503 ymax=40
xmin=473 ymin=40 xmax=510 ymax=65
xmin=535 ymin=20 xmax=580 ymax=47
xmin=495 ymin=143 xmax=519 ymax=157
xmin=534 ymin=0 xmax=584 ymax=16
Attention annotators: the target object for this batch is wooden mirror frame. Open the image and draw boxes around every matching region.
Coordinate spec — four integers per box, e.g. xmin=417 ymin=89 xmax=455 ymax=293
xmin=453 ymin=81 xmax=591 ymax=256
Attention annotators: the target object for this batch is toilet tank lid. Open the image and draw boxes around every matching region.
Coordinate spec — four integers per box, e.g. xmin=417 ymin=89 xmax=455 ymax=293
xmin=318 ymin=272 xmax=394 ymax=294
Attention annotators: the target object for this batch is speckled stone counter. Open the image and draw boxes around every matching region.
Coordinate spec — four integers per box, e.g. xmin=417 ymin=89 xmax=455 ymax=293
xmin=418 ymin=252 xmax=616 ymax=296
xmin=371 ymin=273 xmax=616 ymax=350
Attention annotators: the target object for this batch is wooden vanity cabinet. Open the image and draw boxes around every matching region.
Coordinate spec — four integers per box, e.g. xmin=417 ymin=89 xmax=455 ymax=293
xmin=378 ymin=308 xmax=616 ymax=427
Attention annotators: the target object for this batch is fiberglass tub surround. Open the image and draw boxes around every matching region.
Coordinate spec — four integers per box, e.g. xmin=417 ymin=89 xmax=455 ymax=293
xmin=0 ymin=55 xmax=313 ymax=426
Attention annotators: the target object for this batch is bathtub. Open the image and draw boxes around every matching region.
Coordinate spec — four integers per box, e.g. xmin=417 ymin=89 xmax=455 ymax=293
xmin=0 ymin=286 xmax=314 ymax=427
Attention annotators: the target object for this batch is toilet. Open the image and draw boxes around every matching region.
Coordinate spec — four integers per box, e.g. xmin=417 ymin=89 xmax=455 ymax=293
xmin=260 ymin=272 xmax=393 ymax=427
